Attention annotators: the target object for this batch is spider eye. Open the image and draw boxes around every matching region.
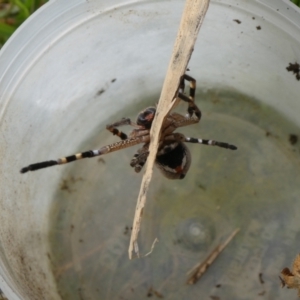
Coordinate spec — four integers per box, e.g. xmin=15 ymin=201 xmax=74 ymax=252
xmin=137 ymin=107 xmax=156 ymax=128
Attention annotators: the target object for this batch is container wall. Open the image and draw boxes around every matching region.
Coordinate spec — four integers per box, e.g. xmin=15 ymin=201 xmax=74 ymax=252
xmin=0 ymin=0 xmax=300 ymax=299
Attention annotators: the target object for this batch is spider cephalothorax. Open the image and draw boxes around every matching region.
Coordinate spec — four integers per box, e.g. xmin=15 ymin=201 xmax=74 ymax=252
xmin=20 ymin=74 xmax=237 ymax=179
xmin=136 ymin=107 xmax=156 ymax=129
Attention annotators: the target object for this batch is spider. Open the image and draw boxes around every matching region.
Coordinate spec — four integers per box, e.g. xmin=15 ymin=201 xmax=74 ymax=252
xmin=20 ymin=74 xmax=237 ymax=179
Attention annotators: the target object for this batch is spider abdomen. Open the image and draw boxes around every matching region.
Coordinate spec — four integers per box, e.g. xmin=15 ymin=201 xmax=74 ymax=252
xmin=155 ymin=142 xmax=191 ymax=179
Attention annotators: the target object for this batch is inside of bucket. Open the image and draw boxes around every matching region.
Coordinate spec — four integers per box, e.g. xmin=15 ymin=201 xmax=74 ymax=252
xmin=44 ymin=2 xmax=300 ymax=300
xmin=3 ymin=0 xmax=300 ymax=299
xmin=48 ymin=83 xmax=300 ymax=299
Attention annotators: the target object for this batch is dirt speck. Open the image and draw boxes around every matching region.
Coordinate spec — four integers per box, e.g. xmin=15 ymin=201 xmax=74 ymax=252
xmin=96 ymin=88 xmax=105 ymax=96
xmin=265 ymin=131 xmax=271 ymax=137
xmin=98 ymin=158 xmax=106 ymax=164
xmin=147 ymin=287 xmax=163 ymax=298
xmin=286 ymin=62 xmax=300 ymax=81
xmin=289 ymin=134 xmax=298 ymax=145
xmin=233 ymin=19 xmax=241 ymax=24
xmin=259 ymin=272 xmax=264 ymax=284
xmin=123 ymin=226 xmax=130 ymax=235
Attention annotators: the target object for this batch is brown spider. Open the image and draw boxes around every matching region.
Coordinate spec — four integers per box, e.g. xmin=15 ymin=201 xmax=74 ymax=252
xmin=20 ymin=74 xmax=237 ymax=179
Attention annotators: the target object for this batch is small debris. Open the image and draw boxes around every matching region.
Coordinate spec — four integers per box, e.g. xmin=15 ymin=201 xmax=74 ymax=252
xmin=111 ymin=78 xmax=117 ymax=83
xmin=147 ymin=288 xmax=152 ymax=297
xmin=60 ymin=179 xmax=72 ymax=193
xmin=153 ymin=290 xmax=164 ymax=298
xmin=259 ymin=272 xmax=265 ymax=284
xmin=286 ymin=62 xmax=300 ymax=81
xmin=215 ymin=284 xmax=222 ymax=288
xmin=256 ymin=26 xmax=261 ymax=30
xmin=98 ymin=158 xmax=106 ymax=164
xmin=198 ymin=183 xmax=206 ymax=190
xmin=144 ymin=238 xmax=159 ymax=257
xmin=70 ymin=176 xmax=83 ymax=183
xmin=280 ymin=253 xmax=300 ymax=297
xmin=265 ymin=131 xmax=271 ymax=137
xmin=60 ymin=177 xmax=83 ymax=193
xmin=289 ymin=134 xmax=298 ymax=145
xmin=233 ymin=19 xmax=241 ymax=24
xmin=124 ymin=226 xmax=130 ymax=235
xmin=96 ymin=88 xmax=105 ymax=96
xmin=147 ymin=287 xmax=163 ymax=298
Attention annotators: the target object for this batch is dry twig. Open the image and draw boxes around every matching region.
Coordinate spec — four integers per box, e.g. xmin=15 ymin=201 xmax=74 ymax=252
xmin=187 ymin=228 xmax=240 ymax=285
xmin=128 ymin=0 xmax=210 ymax=259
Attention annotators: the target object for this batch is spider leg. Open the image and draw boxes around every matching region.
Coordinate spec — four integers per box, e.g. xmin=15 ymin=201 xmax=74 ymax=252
xmin=130 ymin=144 xmax=149 ymax=173
xmin=167 ymin=112 xmax=199 ymax=130
xmin=178 ymin=74 xmax=201 ymax=120
xmin=161 ymin=110 xmax=199 ymax=137
xmin=20 ymin=136 xmax=150 ymax=173
xmin=106 ymin=118 xmax=139 ymax=140
xmin=185 ymin=136 xmax=237 ymax=150
xmin=163 ymin=133 xmax=237 ymax=150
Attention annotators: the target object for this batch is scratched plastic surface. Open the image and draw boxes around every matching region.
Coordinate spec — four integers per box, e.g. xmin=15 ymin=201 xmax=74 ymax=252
xmin=49 ymin=90 xmax=300 ymax=300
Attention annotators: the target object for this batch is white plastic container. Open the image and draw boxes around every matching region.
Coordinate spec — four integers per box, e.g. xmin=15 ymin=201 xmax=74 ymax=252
xmin=1 ymin=0 xmax=300 ymax=299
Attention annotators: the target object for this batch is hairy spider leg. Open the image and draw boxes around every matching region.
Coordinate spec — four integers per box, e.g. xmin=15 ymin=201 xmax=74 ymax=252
xmin=106 ymin=117 xmax=139 ymax=140
xmin=166 ymin=112 xmax=199 ymax=131
xmin=178 ymin=74 xmax=201 ymax=119
xmin=20 ymin=113 xmax=152 ymax=174
xmin=130 ymin=144 xmax=149 ymax=173
xmin=20 ymin=137 xmax=149 ymax=173
xmin=185 ymin=137 xmax=237 ymax=150
xmin=163 ymin=132 xmax=237 ymax=150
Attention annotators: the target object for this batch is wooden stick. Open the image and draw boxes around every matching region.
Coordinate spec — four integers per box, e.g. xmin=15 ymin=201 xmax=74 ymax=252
xmin=128 ymin=0 xmax=210 ymax=259
xmin=144 ymin=238 xmax=159 ymax=257
xmin=186 ymin=228 xmax=240 ymax=285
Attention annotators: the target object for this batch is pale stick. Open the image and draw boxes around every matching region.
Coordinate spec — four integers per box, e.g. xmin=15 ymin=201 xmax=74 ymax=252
xmin=186 ymin=228 xmax=240 ymax=285
xmin=128 ymin=0 xmax=210 ymax=259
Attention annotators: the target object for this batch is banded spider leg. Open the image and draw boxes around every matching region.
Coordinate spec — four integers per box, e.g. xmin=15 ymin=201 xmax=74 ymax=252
xmin=20 ymin=117 xmax=150 ymax=173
